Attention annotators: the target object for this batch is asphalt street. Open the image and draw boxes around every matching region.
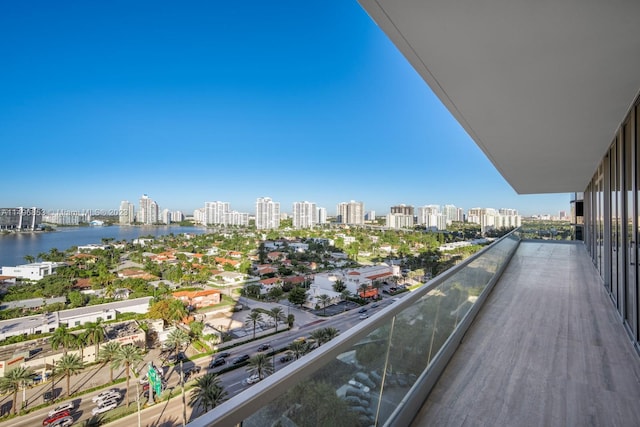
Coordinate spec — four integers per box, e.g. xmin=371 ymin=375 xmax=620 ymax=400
xmin=0 ymin=296 xmax=401 ymax=427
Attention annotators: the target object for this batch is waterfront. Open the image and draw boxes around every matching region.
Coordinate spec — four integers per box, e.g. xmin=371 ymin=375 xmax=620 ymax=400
xmin=0 ymin=225 xmax=207 ymax=267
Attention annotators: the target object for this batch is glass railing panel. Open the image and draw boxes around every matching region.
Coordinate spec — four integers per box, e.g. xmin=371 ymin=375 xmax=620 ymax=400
xmin=187 ymin=231 xmax=521 ymax=427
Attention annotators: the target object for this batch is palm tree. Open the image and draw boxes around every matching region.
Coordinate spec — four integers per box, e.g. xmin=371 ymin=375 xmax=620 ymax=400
xmin=50 ymin=325 xmax=75 ymax=355
xmin=189 ymin=373 xmax=227 ymax=413
xmin=288 ymin=341 xmax=309 ymax=360
xmin=111 ymin=345 xmax=144 ymax=406
xmin=98 ymin=341 xmax=122 ymax=382
xmin=23 ymin=254 xmax=35 ymax=264
xmin=246 ymin=353 xmax=274 ymax=380
xmin=318 ymin=294 xmax=331 ymax=316
xmin=167 ymin=299 xmax=188 ymax=324
xmin=313 ymin=327 xmax=340 ymax=346
xmin=165 ymin=328 xmax=191 ymax=360
xmin=310 ymin=329 xmax=327 ymax=346
xmin=341 ymin=289 xmax=351 ymax=311
xmin=84 ymin=320 xmax=106 ymax=359
xmin=269 ymin=307 xmax=284 ymax=332
xmin=358 ymin=283 xmax=370 ymax=299
xmin=0 ymin=366 xmax=33 ymax=414
xmin=245 ymin=311 xmax=263 ymax=339
xmin=74 ymin=332 xmax=87 ymax=361
xmin=54 ymin=354 xmax=84 ymax=397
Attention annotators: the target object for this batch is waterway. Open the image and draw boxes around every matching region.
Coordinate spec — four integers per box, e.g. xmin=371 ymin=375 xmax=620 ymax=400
xmin=0 ymin=225 xmax=207 ymax=267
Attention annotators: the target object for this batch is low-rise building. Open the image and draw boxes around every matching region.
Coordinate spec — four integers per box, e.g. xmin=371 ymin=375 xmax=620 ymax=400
xmin=0 ymin=262 xmax=66 ymax=281
xmin=172 ymin=289 xmax=221 ymax=309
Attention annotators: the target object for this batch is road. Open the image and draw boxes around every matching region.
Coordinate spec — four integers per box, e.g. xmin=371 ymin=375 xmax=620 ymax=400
xmin=0 ymin=297 xmax=400 ymax=427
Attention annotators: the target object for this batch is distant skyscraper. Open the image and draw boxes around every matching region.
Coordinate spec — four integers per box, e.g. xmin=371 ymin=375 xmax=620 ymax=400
xmin=317 ymin=207 xmax=327 ymax=225
xmin=205 ymin=201 xmax=230 ymax=226
xmin=365 ymin=211 xmax=376 ymax=221
xmin=161 ymin=209 xmax=171 ymax=225
xmin=256 ymin=197 xmax=280 ymax=230
xmin=468 ymin=207 xmax=501 ymax=232
xmin=138 ymin=194 xmax=159 ymax=225
xmin=119 ymin=201 xmax=135 ymax=225
xmin=171 ymin=211 xmax=184 ymax=222
xmin=336 ymin=200 xmax=365 ymax=225
xmin=193 ymin=208 xmax=206 ymax=225
xmin=386 ymin=213 xmax=414 ymax=229
xmin=293 ymin=201 xmax=317 ymax=229
xmin=443 ymin=204 xmax=463 ymax=224
xmin=391 ymin=204 xmax=415 ymax=216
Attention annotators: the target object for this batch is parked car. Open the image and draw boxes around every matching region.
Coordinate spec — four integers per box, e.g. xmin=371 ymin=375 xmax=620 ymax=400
xmin=48 ymin=402 xmax=75 ymax=417
xmin=231 ymin=354 xmax=250 ymax=365
xmin=50 ymin=416 xmax=73 ymax=427
xmin=242 ymin=374 xmax=261 ymax=385
xmin=97 ymin=396 xmax=120 ymax=409
xmin=94 ymin=392 xmax=122 ymax=406
xmin=92 ymin=388 xmax=120 ymax=403
xmin=42 ymin=410 xmax=71 ymax=426
xmin=348 ymin=379 xmax=371 ymax=393
xmin=279 ymin=353 xmax=294 ymax=363
xmin=167 ymin=352 xmax=187 ymax=364
xmin=257 ymin=343 xmax=270 ymax=351
xmin=209 ymin=358 xmax=226 ymax=368
xmin=92 ymin=401 xmax=118 ymax=416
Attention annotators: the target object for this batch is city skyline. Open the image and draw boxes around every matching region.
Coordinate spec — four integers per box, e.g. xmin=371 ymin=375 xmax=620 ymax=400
xmin=0 ymin=1 xmax=569 ymax=217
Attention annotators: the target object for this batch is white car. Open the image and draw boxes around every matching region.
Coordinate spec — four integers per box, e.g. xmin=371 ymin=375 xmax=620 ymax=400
xmin=242 ymin=374 xmax=261 ymax=385
xmin=348 ymin=379 xmax=370 ymax=393
xmin=50 ymin=416 xmax=74 ymax=427
xmin=92 ymin=401 xmax=118 ymax=416
xmin=48 ymin=402 xmax=75 ymax=417
xmin=97 ymin=396 xmax=120 ymax=408
xmin=91 ymin=388 xmax=120 ymax=403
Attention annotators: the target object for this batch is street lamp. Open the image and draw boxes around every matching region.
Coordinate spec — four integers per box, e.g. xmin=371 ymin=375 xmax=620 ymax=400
xmin=180 ymin=359 xmax=187 ymax=426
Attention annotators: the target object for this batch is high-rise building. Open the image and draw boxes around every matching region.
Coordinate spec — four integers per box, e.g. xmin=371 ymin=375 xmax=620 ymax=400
xmin=137 ymin=194 xmax=158 ymax=225
xmin=193 ymin=208 xmax=206 ymax=225
xmin=443 ymin=204 xmax=463 ymax=224
xmin=171 ymin=211 xmax=184 ymax=223
xmin=0 ymin=207 xmax=42 ymax=231
xmin=293 ymin=201 xmax=317 ymax=229
xmin=390 ymin=204 xmax=415 ymax=216
xmin=119 ymin=201 xmax=135 ymax=225
xmin=255 ymin=197 xmax=280 ymax=230
xmin=317 ymin=207 xmax=327 ymax=225
xmin=204 ymin=201 xmax=230 ymax=226
xmin=386 ymin=213 xmax=414 ymax=229
xmin=160 ymin=209 xmax=171 ymax=225
xmin=336 ymin=200 xmax=364 ymax=225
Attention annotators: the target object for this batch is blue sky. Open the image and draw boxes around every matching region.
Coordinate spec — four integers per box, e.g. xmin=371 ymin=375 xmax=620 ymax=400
xmin=0 ymin=1 xmax=569 ymax=217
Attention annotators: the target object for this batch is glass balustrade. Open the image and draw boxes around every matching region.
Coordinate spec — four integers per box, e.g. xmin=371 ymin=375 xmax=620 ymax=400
xmin=188 ymin=230 xmax=521 ymax=427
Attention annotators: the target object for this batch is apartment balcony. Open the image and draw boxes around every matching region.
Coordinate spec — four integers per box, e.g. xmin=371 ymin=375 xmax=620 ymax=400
xmin=187 ymin=234 xmax=640 ymax=427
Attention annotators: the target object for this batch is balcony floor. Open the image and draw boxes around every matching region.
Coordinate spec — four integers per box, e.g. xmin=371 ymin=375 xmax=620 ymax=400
xmin=411 ymin=241 xmax=640 ymax=427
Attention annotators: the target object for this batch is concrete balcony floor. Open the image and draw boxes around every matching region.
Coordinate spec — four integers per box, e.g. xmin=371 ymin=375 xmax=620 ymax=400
xmin=412 ymin=241 xmax=640 ymax=427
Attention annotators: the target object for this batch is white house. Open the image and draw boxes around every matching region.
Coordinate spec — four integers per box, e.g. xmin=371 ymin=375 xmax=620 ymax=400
xmin=1 ymin=262 xmax=66 ymax=281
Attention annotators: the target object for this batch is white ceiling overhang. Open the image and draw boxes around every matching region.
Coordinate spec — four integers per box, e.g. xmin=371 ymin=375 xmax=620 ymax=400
xmin=358 ymin=0 xmax=640 ymax=193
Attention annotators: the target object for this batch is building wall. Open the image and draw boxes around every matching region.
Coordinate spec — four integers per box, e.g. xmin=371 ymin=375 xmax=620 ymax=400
xmin=584 ymin=93 xmax=640 ymax=354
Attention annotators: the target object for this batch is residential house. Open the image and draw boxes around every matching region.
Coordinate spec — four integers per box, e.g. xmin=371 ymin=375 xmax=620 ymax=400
xmin=172 ymin=289 xmax=222 ymax=309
